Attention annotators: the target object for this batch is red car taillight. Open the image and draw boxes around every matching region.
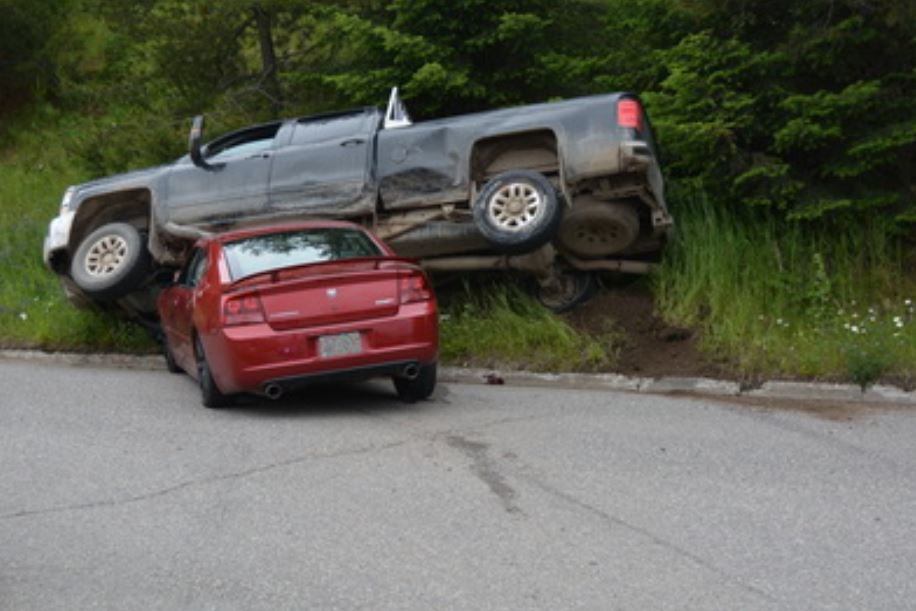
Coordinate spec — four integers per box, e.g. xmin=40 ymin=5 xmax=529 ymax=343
xmin=399 ymin=271 xmax=433 ymax=304
xmin=223 ymin=294 xmax=265 ymax=326
xmin=617 ymin=99 xmax=643 ymax=131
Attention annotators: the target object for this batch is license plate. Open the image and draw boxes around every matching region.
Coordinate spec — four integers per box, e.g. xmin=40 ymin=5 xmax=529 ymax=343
xmin=318 ymin=332 xmax=362 ymax=358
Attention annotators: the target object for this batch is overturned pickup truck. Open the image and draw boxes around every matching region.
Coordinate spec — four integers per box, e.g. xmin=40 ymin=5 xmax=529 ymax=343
xmin=43 ymin=88 xmax=671 ymax=314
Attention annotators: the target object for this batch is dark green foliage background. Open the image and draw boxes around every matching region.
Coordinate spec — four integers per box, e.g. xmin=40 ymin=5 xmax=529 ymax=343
xmin=2 ymin=0 xmax=913 ymax=225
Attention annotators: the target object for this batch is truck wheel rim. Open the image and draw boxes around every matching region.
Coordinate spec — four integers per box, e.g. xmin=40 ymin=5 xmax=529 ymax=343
xmin=539 ymin=274 xmax=579 ymax=309
xmin=84 ymin=235 xmax=129 ymax=277
xmin=488 ymin=182 xmax=543 ymax=232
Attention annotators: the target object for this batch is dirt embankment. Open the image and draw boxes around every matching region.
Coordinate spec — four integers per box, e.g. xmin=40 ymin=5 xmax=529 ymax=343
xmin=563 ymin=283 xmax=728 ymax=379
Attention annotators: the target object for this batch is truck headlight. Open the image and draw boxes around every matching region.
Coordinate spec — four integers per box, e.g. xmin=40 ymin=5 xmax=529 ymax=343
xmin=60 ymin=187 xmax=74 ymax=214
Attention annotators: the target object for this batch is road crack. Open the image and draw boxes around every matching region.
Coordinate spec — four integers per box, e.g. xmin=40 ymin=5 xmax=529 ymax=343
xmin=2 ymin=412 xmax=548 ymax=522
xmin=516 ymin=470 xmax=778 ymax=604
xmin=0 ymin=439 xmax=409 ymax=521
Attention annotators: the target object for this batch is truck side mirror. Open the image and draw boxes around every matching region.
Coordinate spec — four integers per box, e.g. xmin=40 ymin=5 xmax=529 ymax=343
xmin=189 ymin=115 xmax=219 ymax=171
xmin=383 ymin=87 xmax=413 ymax=130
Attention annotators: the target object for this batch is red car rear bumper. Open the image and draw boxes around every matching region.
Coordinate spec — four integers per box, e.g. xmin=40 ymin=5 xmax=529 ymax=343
xmin=201 ymin=302 xmax=438 ymax=395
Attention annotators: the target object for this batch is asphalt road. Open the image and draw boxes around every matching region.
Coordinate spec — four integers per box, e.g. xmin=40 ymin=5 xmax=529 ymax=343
xmin=2 ymin=359 xmax=916 ymax=610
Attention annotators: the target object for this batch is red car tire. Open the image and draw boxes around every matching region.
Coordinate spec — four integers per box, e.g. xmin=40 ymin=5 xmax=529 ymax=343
xmin=393 ymin=362 xmax=437 ymax=403
xmin=195 ymin=336 xmax=232 ymax=409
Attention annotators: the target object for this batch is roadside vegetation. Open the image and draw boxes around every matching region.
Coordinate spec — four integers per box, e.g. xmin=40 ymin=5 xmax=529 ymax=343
xmin=656 ymin=188 xmax=916 ymax=386
xmin=1 ymin=0 xmax=913 ymax=382
xmin=0 ymin=110 xmax=151 ymax=351
xmin=440 ymin=281 xmax=619 ymax=372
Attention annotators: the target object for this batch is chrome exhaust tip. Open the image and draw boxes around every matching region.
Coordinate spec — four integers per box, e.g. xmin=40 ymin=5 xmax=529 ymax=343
xmin=264 ymin=383 xmax=283 ymax=400
xmin=402 ymin=364 xmax=420 ymax=380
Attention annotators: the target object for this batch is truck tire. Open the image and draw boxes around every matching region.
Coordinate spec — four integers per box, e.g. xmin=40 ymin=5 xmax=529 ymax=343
xmin=535 ymin=269 xmax=596 ymax=313
xmin=557 ymin=198 xmax=640 ymax=258
xmin=70 ymin=222 xmax=150 ymax=301
xmin=473 ymin=170 xmax=563 ymax=253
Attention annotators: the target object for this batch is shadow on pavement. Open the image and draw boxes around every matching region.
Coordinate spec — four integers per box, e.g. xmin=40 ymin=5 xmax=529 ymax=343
xmin=219 ymin=379 xmax=447 ymax=419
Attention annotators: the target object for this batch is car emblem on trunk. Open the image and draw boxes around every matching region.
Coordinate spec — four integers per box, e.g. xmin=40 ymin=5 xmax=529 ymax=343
xmin=326 ymin=288 xmax=338 ymax=298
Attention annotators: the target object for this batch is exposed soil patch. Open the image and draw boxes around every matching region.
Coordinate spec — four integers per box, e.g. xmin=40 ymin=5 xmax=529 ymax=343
xmin=562 ymin=282 xmax=914 ymax=390
xmin=563 ymin=282 xmax=731 ymax=379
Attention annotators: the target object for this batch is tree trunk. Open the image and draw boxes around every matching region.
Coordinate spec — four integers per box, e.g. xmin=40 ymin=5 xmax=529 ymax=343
xmin=252 ymin=5 xmax=282 ymax=117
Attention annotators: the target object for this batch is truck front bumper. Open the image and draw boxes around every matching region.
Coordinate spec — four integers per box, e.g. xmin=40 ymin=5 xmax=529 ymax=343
xmin=42 ymin=210 xmax=75 ymax=271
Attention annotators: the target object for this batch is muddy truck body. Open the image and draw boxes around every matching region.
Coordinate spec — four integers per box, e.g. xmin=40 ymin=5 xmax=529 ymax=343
xmin=43 ymin=89 xmax=671 ymax=314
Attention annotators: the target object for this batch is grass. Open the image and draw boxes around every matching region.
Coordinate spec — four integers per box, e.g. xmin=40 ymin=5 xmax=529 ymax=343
xmin=655 ymin=187 xmax=916 ymax=385
xmin=0 ymin=107 xmax=153 ymax=352
xmin=439 ymin=280 xmax=619 ymax=372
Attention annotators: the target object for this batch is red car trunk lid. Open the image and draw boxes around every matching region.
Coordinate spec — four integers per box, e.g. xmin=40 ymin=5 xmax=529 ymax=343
xmin=257 ymin=267 xmax=401 ymax=330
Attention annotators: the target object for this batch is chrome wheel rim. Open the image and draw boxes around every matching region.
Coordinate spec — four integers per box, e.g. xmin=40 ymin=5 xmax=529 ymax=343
xmin=84 ymin=234 xmax=129 ymax=277
xmin=487 ymin=182 xmax=544 ymax=232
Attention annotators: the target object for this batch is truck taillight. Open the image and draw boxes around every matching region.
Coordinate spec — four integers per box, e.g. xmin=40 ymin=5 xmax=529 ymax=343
xmin=399 ymin=271 xmax=433 ymax=304
xmin=223 ymin=294 xmax=265 ymax=326
xmin=617 ymin=99 xmax=642 ymax=131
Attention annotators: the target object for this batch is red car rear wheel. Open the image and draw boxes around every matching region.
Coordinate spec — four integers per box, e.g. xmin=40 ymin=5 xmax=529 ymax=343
xmin=195 ymin=336 xmax=231 ymax=409
xmin=393 ymin=362 xmax=437 ymax=403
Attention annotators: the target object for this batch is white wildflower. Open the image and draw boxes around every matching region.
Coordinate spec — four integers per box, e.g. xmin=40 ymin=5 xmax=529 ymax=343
xmin=18 ymin=312 xmax=27 ymax=321
xmin=850 ymin=325 xmax=859 ymax=334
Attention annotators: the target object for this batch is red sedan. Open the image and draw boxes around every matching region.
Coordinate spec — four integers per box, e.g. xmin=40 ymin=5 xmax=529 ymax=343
xmin=157 ymin=221 xmax=438 ymax=407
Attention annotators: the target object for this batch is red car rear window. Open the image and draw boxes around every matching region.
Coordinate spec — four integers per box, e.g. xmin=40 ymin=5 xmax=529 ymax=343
xmin=223 ymin=228 xmax=382 ymax=280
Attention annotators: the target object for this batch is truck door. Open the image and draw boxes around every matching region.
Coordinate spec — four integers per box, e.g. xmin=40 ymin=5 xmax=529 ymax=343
xmin=166 ymin=122 xmax=282 ymax=224
xmin=267 ymin=110 xmax=378 ymax=218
